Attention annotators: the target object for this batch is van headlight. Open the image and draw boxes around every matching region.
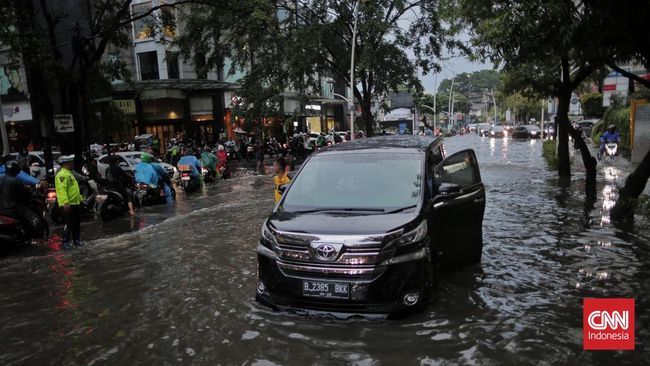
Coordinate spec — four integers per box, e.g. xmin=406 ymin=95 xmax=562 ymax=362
xmin=395 ymin=221 xmax=428 ymax=247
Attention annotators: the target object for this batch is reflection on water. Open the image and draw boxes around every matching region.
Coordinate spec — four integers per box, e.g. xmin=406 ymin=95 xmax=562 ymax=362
xmin=0 ymin=135 xmax=649 ymax=365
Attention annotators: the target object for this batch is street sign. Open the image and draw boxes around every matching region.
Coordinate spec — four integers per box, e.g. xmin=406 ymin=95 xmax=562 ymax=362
xmin=53 ymin=114 xmax=74 ymax=133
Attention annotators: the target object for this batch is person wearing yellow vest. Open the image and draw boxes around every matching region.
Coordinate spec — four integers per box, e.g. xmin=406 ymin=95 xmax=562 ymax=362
xmin=273 ymin=157 xmax=290 ymax=203
xmin=55 ymin=155 xmax=82 ymax=250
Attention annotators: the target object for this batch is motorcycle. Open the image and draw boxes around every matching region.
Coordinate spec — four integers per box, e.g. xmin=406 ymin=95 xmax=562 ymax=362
xmin=0 ymin=189 xmax=49 ymax=246
xmin=178 ymin=164 xmax=201 ymax=193
xmin=135 ymin=182 xmax=175 ymax=206
xmin=202 ymin=167 xmax=217 ymax=184
xmin=48 ymin=179 xmax=100 ymax=224
xmin=604 ymin=143 xmax=618 ymax=161
xmin=100 ymin=187 xmax=135 ymax=221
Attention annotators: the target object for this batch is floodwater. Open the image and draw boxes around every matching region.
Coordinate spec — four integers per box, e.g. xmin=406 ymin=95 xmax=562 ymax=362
xmin=1 ymin=135 xmax=649 ymax=365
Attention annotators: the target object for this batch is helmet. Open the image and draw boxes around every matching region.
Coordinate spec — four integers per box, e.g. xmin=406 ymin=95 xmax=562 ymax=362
xmin=608 ymin=124 xmax=616 ymax=130
xmin=218 ymin=145 xmax=225 ymax=151
xmin=4 ymin=160 xmax=20 ymax=176
xmin=140 ymin=153 xmax=154 ymax=163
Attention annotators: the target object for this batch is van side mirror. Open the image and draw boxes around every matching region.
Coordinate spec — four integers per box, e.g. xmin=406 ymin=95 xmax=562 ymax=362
xmin=438 ymin=182 xmax=462 ymax=196
xmin=278 ymin=184 xmax=289 ymax=195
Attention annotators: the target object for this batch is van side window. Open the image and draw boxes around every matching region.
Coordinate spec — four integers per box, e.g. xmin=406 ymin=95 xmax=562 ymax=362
xmin=435 ymin=150 xmax=480 ymax=189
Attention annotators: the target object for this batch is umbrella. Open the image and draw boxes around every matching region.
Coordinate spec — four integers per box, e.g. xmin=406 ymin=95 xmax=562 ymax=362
xmin=234 ymin=128 xmax=247 ymax=134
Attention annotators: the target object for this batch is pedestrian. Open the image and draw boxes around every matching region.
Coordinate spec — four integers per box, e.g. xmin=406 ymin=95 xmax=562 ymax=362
xmin=256 ymin=143 xmax=265 ymax=173
xmin=55 ymin=155 xmax=83 ymax=250
xmin=273 ymin=157 xmax=290 ymax=203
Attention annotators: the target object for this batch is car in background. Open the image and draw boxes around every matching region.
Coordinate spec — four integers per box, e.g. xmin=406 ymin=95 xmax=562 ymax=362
xmin=10 ymin=151 xmax=61 ymax=180
xmin=575 ymin=119 xmax=598 ymax=138
xmin=97 ymin=152 xmax=176 ymax=179
xmin=476 ymin=123 xmax=491 ymax=137
xmin=512 ymin=125 xmax=542 ymax=139
xmin=489 ymin=125 xmax=507 ymax=138
xmin=256 ymin=135 xmax=485 ymax=317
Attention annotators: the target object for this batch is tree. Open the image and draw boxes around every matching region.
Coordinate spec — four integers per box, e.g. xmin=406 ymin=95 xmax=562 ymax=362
xmin=0 ymin=0 xmax=197 ymax=172
xmin=580 ymin=93 xmax=605 ymax=118
xmin=296 ymin=0 xmax=463 ymax=135
xmin=458 ymin=0 xmax=614 ymax=197
xmin=437 ymin=69 xmax=502 ymax=97
xmin=503 ymin=92 xmax=543 ymax=122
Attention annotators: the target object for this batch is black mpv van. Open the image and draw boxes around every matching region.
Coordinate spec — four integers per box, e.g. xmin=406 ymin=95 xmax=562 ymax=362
xmin=256 ymin=136 xmax=485 ymax=317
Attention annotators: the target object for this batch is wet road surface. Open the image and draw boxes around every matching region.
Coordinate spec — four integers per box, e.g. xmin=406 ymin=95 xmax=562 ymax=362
xmin=1 ymin=135 xmax=649 ymax=365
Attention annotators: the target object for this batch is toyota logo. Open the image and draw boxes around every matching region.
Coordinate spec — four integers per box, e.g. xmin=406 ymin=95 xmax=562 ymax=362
xmin=315 ymin=244 xmax=338 ymax=261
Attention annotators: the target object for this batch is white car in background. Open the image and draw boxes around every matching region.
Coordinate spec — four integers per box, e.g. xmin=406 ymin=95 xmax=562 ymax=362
xmin=97 ymin=152 xmax=176 ymax=179
xmin=10 ymin=151 xmax=61 ymax=180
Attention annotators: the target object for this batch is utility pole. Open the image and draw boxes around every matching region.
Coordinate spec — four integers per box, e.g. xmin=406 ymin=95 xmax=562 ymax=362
xmin=448 ymin=77 xmax=455 ymax=127
xmin=491 ymin=89 xmax=498 ymax=123
xmin=0 ymin=96 xmax=9 ymax=154
xmin=349 ymin=0 xmax=360 ymax=138
xmin=541 ymin=99 xmax=545 ymax=138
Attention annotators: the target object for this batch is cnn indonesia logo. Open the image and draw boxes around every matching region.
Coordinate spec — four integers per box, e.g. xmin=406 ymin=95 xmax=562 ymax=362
xmin=583 ymin=298 xmax=635 ymax=350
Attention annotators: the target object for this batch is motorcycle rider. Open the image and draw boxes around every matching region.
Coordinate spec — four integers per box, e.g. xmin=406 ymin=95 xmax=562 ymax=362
xmin=55 ymin=155 xmax=83 ymax=249
xmin=177 ymin=149 xmax=202 ymax=182
xmin=106 ymin=156 xmax=136 ymax=216
xmin=216 ymin=145 xmax=229 ymax=179
xmin=0 ymin=154 xmax=40 ymax=186
xmin=199 ymin=148 xmax=218 ymax=181
xmin=599 ymin=124 xmax=621 ymax=159
xmin=0 ymin=161 xmax=47 ymax=240
xmin=136 ymin=153 xmax=173 ymax=204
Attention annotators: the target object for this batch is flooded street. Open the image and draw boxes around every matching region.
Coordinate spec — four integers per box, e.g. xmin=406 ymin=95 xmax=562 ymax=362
xmin=1 ymin=135 xmax=649 ymax=365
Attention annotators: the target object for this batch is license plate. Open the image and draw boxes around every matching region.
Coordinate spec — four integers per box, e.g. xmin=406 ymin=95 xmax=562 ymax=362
xmin=302 ymin=280 xmax=350 ymax=299
xmin=181 ymin=176 xmax=190 ymax=181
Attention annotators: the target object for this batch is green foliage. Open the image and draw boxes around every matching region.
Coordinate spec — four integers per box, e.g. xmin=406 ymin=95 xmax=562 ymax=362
xmin=581 ymin=93 xmax=605 ymax=118
xmin=437 ymin=69 xmax=502 ymax=96
xmin=503 ymin=92 xmax=543 ymax=122
xmin=542 ymin=139 xmax=557 ymax=170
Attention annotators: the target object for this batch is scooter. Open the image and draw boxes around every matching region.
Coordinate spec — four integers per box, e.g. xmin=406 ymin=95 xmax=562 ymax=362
xmin=178 ymin=165 xmax=201 ymax=193
xmin=202 ymin=167 xmax=217 ymax=184
xmin=135 ymin=182 xmax=175 ymax=206
xmin=0 ymin=189 xmax=49 ymax=246
xmin=100 ymin=188 xmax=134 ymax=221
xmin=48 ymin=179 xmax=100 ymax=224
xmin=604 ymin=143 xmax=618 ymax=161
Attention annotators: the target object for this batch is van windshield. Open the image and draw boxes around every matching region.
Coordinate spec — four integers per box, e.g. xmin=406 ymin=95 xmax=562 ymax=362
xmin=281 ymin=152 xmax=422 ymax=212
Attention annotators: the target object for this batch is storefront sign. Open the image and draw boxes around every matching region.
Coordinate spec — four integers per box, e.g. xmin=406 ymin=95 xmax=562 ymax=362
xmin=306 ymin=104 xmax=321 ymax=111
xmin=2 ymin=101 xmax=32 ymax=122
xmin=113 ymin=99 xmax=136 ymax=114
xmin=54 ymin=114 xmax=74 ymax=133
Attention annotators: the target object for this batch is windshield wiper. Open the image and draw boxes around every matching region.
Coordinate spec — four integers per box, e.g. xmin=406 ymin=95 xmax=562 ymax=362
xmin=384 ymin=205 xmax=417 ymax=214
xmin=292 ymin=207 xmax=386 ymax=214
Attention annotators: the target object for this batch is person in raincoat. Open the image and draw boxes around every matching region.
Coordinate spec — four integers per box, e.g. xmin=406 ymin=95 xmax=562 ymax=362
xmin=199 ymin=149 xmax=218 ymax=180
xmin=136 ymin=153 xmax=174 ymax=204
xmin=177 ymin=149 xmax=202 ymax=179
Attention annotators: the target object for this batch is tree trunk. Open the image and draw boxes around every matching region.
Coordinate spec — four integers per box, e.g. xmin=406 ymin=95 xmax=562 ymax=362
xmin=610 ymin=149 xmax=650 ymax=221
xmin=361 ymin=96 xmax=374 ymax=136
xmin=556 ymin=90 xmax=571 ymax=178
xmin=567 ymin=123 xmax=598 ymax=198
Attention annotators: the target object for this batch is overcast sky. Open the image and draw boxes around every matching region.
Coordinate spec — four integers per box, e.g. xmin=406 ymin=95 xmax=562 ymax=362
xmin=420 ymin=55 xmax=494 ymax=93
